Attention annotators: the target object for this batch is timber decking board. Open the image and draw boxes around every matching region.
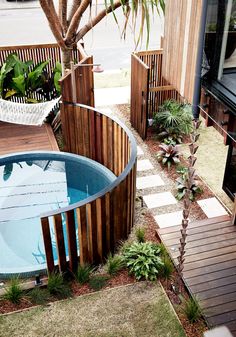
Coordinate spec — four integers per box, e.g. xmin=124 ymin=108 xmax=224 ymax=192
xmin=157 ymin=215 xmax=236 ymax=334
xmin=0 ymin=121 xmax=59 ymax=155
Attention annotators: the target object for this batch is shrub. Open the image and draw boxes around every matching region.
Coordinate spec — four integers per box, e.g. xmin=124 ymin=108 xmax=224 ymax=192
xmin=75 ymin=264 xmax=94 ymax=284
xmin=28 ymin=287 xmax=50 ymax=305
xmin=47 ymin=272 xmax=71 ymax=298
xmin=89 ymin=275 xmax=109 ymax=291
xmin=157 ymin=143 xmax=181 ymax=169
xmin=183 ymin=297 xmax=202 ymax=323
xmin=175 ymin=176 xmax=202 ymax=201
xmin=135 ymin=227 xmax=146 ymax=243
xmin=105 ymin=254 xmax=125 ymax=276
xmin=123 ymin=242 xmax=164 ymax=281
xmin=154 ymin=100 xmax=193 ymax=138
xmin=4 ymin=277 xmax=23 ymax=304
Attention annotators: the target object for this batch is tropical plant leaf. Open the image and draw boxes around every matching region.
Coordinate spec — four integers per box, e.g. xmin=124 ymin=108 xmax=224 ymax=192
xmin=5 ymin=89 xmax=17 ymax=99
xmin=28 ymin=60 xmax=49 ymax=90
xmin=12 ymin=74 xmax=26 ymax=95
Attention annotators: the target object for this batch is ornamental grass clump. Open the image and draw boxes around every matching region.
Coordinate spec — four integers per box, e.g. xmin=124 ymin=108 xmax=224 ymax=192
xmin=123 ymin=242 xmax=164 ymax=281
xmin=75 ymin=264 xmax=95 ymax=284
xmin=135 ymin=226 xmax=146 ymax=243
xmin=105 ymin=254 xmax=125 ymax=276
xmin=157 ymin=143 xmax=181 ymax=169
xmin=4 ymin=277 xmax=23 ymax=304
xmin=47 ymin=272 xmax=71 ymax=299
xmin=183 ymin=297 xmax=202 ymax=323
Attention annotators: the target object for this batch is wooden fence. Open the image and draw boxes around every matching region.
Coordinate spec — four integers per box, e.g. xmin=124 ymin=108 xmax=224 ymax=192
xmin=162 ymin=0 xmax=202 ymax=103
xmin=130 ymin=49 xmax=181 ymax=139
xmin=59 ymin=44 xmax=94 ymax=107
xmin=40 ymin=103 xmax=137 ymax=274
xmin=0 ymin=43 xmax=94 ymax=106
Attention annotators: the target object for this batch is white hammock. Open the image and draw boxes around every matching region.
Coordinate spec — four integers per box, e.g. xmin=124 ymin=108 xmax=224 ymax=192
xmin=0 ymin=97 xmax=61 ymax=126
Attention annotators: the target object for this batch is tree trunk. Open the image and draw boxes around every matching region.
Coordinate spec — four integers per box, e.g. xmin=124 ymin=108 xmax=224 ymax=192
xmin=61 ymin=48 xmax=72 ymax=72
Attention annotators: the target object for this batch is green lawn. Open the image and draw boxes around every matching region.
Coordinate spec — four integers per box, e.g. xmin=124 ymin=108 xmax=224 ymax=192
xmin=0 ymin=282 xmax=186 ymax=337
xmin=94 ymin=69 xmax=130 ymax=89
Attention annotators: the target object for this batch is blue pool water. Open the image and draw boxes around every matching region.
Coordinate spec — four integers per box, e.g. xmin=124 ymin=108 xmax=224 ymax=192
xmin=0 ymin=152 xmax=116 ymax=277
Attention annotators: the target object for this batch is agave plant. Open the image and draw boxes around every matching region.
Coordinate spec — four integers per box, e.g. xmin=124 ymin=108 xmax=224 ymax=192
xmin=157 ymin=143 xmax=181 ymax=169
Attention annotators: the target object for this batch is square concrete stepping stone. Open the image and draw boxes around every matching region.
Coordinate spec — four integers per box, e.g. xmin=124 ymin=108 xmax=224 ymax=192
xmin=137 ymin=146 xmax=144 ymax=156
xmin=143 ymin=191 xmax=177 ymax=209
xmin=137 ymin=159 xmax=153 ymax=172
xmin=154 ymin=211 xmax=183 ymax=228
xmin=197 ymin=197 xmax=228 ymax=218
xmin=136 ymin=174 xmax=164 ymax=189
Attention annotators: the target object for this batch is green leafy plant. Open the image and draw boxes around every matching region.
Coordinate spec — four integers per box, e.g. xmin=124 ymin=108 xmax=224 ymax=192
xmin=0 ymin=53 xmax=61 ymax=102
xmin=89 ymin=275 xmax=109 ymax=291
xmin=105 ymin=254 xmax=125 ymax=276
xmin=4 ymin=277 xmax=23 ymax=304
xmin=176 ymin=165 xmax=188 ymax=176
xmin=183 ymin=297 xmax=202 ymax=323
xmin=135 ymin=227 xmax=146 ymax=243
xmin=175 ymin=176 xmax=202 ymax=201
xmin=163 ymin=136 xmax=177 ymax=146
xmin=154 ymin=100 xmax=193 ymax=139
xmin=74 ymin=264 xmax=94 ymax=284
xmin=47 ymin=272 xmax=71 ymax=298
xmin=123 ymin=242 xmax=164 ymax=281
xmin=28 ymin=287 xmax=50 ymax=305
xmin=157 ymin=143 xmax=181 ymax=169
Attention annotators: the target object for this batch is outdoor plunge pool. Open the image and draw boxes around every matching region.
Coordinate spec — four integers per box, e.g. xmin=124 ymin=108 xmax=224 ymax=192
xmin=0 ymin=151 xmax=116 ymax=278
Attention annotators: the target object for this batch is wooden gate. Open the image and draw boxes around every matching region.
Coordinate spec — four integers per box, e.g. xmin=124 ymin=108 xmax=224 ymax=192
xmin=131 ymin=50 xmax=180 ymax=140
xmin=130 ymin=53 xmax=149 ymax=139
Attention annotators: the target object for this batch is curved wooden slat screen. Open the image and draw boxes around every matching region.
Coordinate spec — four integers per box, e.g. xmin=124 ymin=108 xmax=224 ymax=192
xmin=40 ymin=103 xmax=137 ymax=274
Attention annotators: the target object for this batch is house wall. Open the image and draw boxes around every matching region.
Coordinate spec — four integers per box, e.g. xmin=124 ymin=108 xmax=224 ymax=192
xmin=162 ymin=0 xmax=203 ymax=103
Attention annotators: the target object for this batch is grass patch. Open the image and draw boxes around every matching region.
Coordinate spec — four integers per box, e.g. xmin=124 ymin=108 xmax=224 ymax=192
xmin=89 ymin=275 xmax=109 ymax=291
xmin=94 ymin=69 xmax=130 ymax=89
xmin=28 ymin=288 xmax=50 ymax=305
xmin=0 ymin=282 xmax=186 ymax=337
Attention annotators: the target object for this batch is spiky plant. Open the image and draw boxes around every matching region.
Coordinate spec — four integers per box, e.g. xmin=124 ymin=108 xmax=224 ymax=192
xmin=135 ymin=227 xmax=146 ymax=243
xmin=154 ymin=100 xmax=193 ymax=138
xmin=157 ymin=143 xmax=181 ymax=169
xmin=75 ymin=264 xmax=94 ymax=284
xmin=105 ymin=254 xmax=125 ymax=276
xmin=4 ymin=277 xmax=23 ymax=304
xmin=183 ymin=296 xmax=202 ymax=323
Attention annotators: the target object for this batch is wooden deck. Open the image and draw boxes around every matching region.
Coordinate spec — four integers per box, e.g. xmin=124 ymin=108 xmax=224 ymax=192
xmin=157 ymin=215 xmax=236 ymax=336
xmin=0 ymin=121 xmax=59 ymax=155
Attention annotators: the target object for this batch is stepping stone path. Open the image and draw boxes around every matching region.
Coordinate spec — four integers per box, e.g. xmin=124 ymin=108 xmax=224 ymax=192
xmin=136 ymin=145 xmax=229 ymax=230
